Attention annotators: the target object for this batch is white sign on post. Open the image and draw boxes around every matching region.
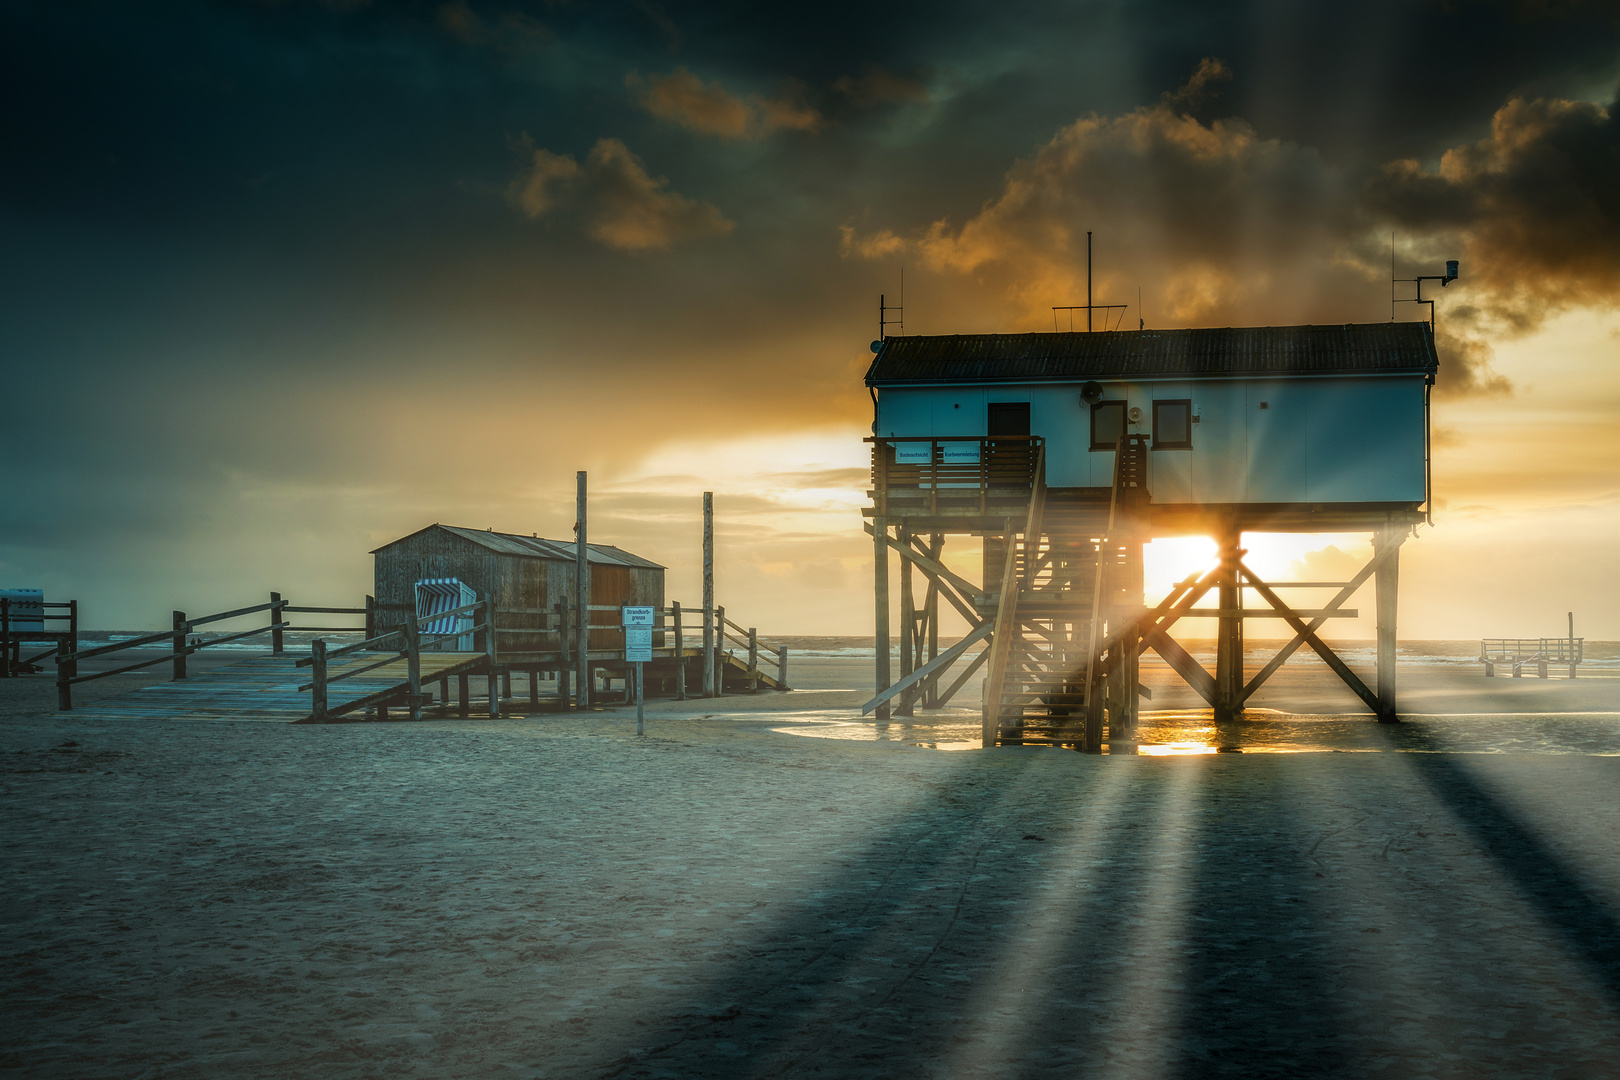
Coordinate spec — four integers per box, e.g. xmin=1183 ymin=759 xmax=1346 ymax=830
xmin=621 ymin=606 xmax=655 ymax=734
xmin=624 ymin=624 xmax=653 ymax=663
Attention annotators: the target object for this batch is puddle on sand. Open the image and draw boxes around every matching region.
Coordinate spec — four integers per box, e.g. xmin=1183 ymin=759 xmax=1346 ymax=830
xmin=769 ymin=707 xmax=1620 ymax=755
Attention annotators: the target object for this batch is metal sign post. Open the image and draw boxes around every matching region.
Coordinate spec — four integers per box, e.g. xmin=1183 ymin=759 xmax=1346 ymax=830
xmin=622 ymin=606 xmax=654 ymax=734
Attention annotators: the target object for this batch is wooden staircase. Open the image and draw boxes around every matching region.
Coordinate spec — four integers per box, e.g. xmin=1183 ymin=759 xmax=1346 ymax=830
xmin=980 ymin=436 xmax=1150 ymax=750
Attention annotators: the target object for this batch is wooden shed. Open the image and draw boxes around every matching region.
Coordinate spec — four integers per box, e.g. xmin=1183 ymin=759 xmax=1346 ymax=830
xmin=370 ymin=524 xmax=664 ymax=651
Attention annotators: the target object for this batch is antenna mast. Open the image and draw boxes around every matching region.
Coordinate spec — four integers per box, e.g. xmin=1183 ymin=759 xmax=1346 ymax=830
xmin=1392 ymin=253 xmax=1460 ymax=332
xmin=878 ymin=268 xmax=905 ymax=340
xmin=1053 ymin=229 xmax=1127 ymax=331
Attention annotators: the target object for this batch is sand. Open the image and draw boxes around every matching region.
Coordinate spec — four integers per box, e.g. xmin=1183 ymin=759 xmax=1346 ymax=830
xmin=4 ymin=658 xmax=1620 ymax=1078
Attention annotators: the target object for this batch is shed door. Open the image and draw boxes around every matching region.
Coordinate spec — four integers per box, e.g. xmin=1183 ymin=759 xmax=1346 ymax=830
xmin=987 ymin=402 xmax=1030 ymax=436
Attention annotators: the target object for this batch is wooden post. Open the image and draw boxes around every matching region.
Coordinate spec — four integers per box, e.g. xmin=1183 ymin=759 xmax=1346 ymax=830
xmin=673 ymin=601 xmax=686 ymax=700
xmin=311 ymin=639 xmax=328 ymax=723
xmin=271 ymin=591 xmax=284 ymax=655
xmin=486 ymin=599 xmax=501 ymax=719
xmin=55 ymin=637 xmax=74 ymax=711
xmin=714 ymin=605 xmax=725 ymax=695
xmin=404 ymin=616 xmax=422 ymax=721
xmin=1569 ymin=612 xmax=1578 ymax=679
xmin=365 ymin=595 xmax=376 ymax=640
xmin=873 ymin=517 xmax=891 ymax=723
xmin=1213 ymin=527 xmax=1243 ymax=723
xmin=898 ymin=526 xmax=914 ymax=717
xmin=556 ymin=601 xmax=572 ymax=709
xmin=528 ymin=669 xmax=539 ymax=705
xmin=440 ymin=676 xmax=450 ymax=713
xmin=747 ymin=628 xmax=759 ymax=693
xmin=576 ymin=471 xmax=590 ymax=709
xmin=778 ymin=646 xmax=787 ymax=690
xmin=1375 ymin=526 xmax=1401 ymax=722
xmin=458 ymin=673 xmax=469 ymax=718
xmin=502 ymin=669 xmax=512 ymax=699
xmin=702 ymin=492 xmax=715 ymax=697
xmin=172 ymin=611 xmax=188 ymax=680
xmin=1 ymin=597 xmax=10 ymax=679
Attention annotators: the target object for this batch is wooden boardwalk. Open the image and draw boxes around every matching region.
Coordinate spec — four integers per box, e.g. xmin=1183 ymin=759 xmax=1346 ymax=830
xmin=71 ymin=651 xmax=486 ymax=723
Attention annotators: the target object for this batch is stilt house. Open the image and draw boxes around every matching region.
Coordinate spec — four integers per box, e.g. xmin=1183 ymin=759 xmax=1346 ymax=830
xmin=863 ymin=322 xmax=1437 ymax=748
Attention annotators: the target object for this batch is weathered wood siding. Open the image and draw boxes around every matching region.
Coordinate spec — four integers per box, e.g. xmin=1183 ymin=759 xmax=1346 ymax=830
xmin=373 ymin=526 xmax=664 ymax=659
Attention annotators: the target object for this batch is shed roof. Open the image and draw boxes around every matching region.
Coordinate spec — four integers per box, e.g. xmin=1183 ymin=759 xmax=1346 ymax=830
xmin=865 ymin=322 xmax=1438 ymax=385
xmin=371 ymin=524 xmax=666 ymax=569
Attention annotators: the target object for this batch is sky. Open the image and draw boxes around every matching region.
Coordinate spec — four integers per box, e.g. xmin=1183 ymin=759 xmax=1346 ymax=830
xmin=2 ymin=0 xmax=1617 ymax=639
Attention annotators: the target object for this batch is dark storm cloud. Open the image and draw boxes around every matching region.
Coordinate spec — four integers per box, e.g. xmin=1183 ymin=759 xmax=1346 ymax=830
xmin=1368 ymin=92 xmax=1620 ymax=332
xmin=3 ymin=0 xmax=1619 ymax=622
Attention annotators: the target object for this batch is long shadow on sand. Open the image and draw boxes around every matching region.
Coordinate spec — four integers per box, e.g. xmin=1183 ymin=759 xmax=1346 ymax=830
xmin=593 ymin=752 xmax=1364 ymax=1080
xmin=1387 ymin=726 xmax=1620 ymax=1002
xmin=595 ymin=751 xmax=1155 ymax=1078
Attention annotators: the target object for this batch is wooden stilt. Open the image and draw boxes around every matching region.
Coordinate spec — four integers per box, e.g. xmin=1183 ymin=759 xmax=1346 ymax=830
xmin=897 ymin=525 xmax=914 ymax=717
xmin=1214 ymin=525 xmax=1244 ymax=723
xmin=1375 ymin=525 xmax=1402 ymax=723
xmin=923 ymin=533 xmax=942 ymax=707
xmin=874 ymin=516 xmax=891 ymax=723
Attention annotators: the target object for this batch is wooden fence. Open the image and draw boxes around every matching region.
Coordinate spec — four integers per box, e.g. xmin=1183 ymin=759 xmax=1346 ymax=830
xmin=50 ymin=593 xmax=369 ymax=710
xmin=1480 ymin=637 xmax=1584 ymax=678
xmin=1 ymin=599 xmax=77 ymax=678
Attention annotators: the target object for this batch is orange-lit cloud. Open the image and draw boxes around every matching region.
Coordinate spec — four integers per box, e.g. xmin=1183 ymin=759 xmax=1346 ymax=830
xmin=838 ymin=61 xmax=1566 ymax=397
xmin=507 ymin=137 xmax=734 ymax=252
xmin=628 ymin=68 xmax=824 ymax=139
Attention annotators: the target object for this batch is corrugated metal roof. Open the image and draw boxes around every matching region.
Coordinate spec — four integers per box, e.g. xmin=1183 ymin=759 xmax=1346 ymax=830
xmin=865 ymin=323 xmax=1438 ymax=384
xmin=373 ymin=525 xmax=666 ymax=569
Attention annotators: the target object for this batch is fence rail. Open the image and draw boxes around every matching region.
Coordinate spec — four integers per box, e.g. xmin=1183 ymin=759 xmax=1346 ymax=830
xmin=50 ymin=593 xmax=370 ymax=710
xmin=868 ymin=435 xmax=1044 ymax=516
xmin=1480 ymin=637 xmax=1584 ymax=677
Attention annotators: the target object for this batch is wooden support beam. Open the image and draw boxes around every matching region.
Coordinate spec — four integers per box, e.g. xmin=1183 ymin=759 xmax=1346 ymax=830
xmin=935 ymin=648 xmax=988 ymax=708
xmin=1141 ymin=627 xmax=1217 ymax=705
xmin=1238 ymin=560 xmax=1387 ymax=719
xmin=863 ymin=522 xmax=986 ymax=600
xmin=862 ymin=622 xmax=993 ymax=715
xmin=1236 ymin=540 xmax=1401 ymax=706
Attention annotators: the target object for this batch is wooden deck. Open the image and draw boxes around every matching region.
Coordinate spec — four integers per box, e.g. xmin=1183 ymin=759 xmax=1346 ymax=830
xmin=70 ymin=651 xmax=486 ymax=723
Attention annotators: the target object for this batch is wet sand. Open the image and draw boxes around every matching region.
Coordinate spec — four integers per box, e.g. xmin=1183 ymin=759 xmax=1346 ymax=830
xmin=4 ymin=659 xmax=1620 ymax=1077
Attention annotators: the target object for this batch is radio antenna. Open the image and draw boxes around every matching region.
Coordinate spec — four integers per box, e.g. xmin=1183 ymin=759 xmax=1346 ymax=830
xmin=1053 ymin=230 xmax=1126 ymax=331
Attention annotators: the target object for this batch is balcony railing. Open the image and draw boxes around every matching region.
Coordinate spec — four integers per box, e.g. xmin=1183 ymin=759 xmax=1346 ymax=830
xmin=868 ymin=435 xmax=1044 ymax=516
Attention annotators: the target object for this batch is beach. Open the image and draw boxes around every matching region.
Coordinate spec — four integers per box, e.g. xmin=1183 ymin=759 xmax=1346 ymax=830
xmin=4 ymin=654 xmax=1620 ymax=1077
